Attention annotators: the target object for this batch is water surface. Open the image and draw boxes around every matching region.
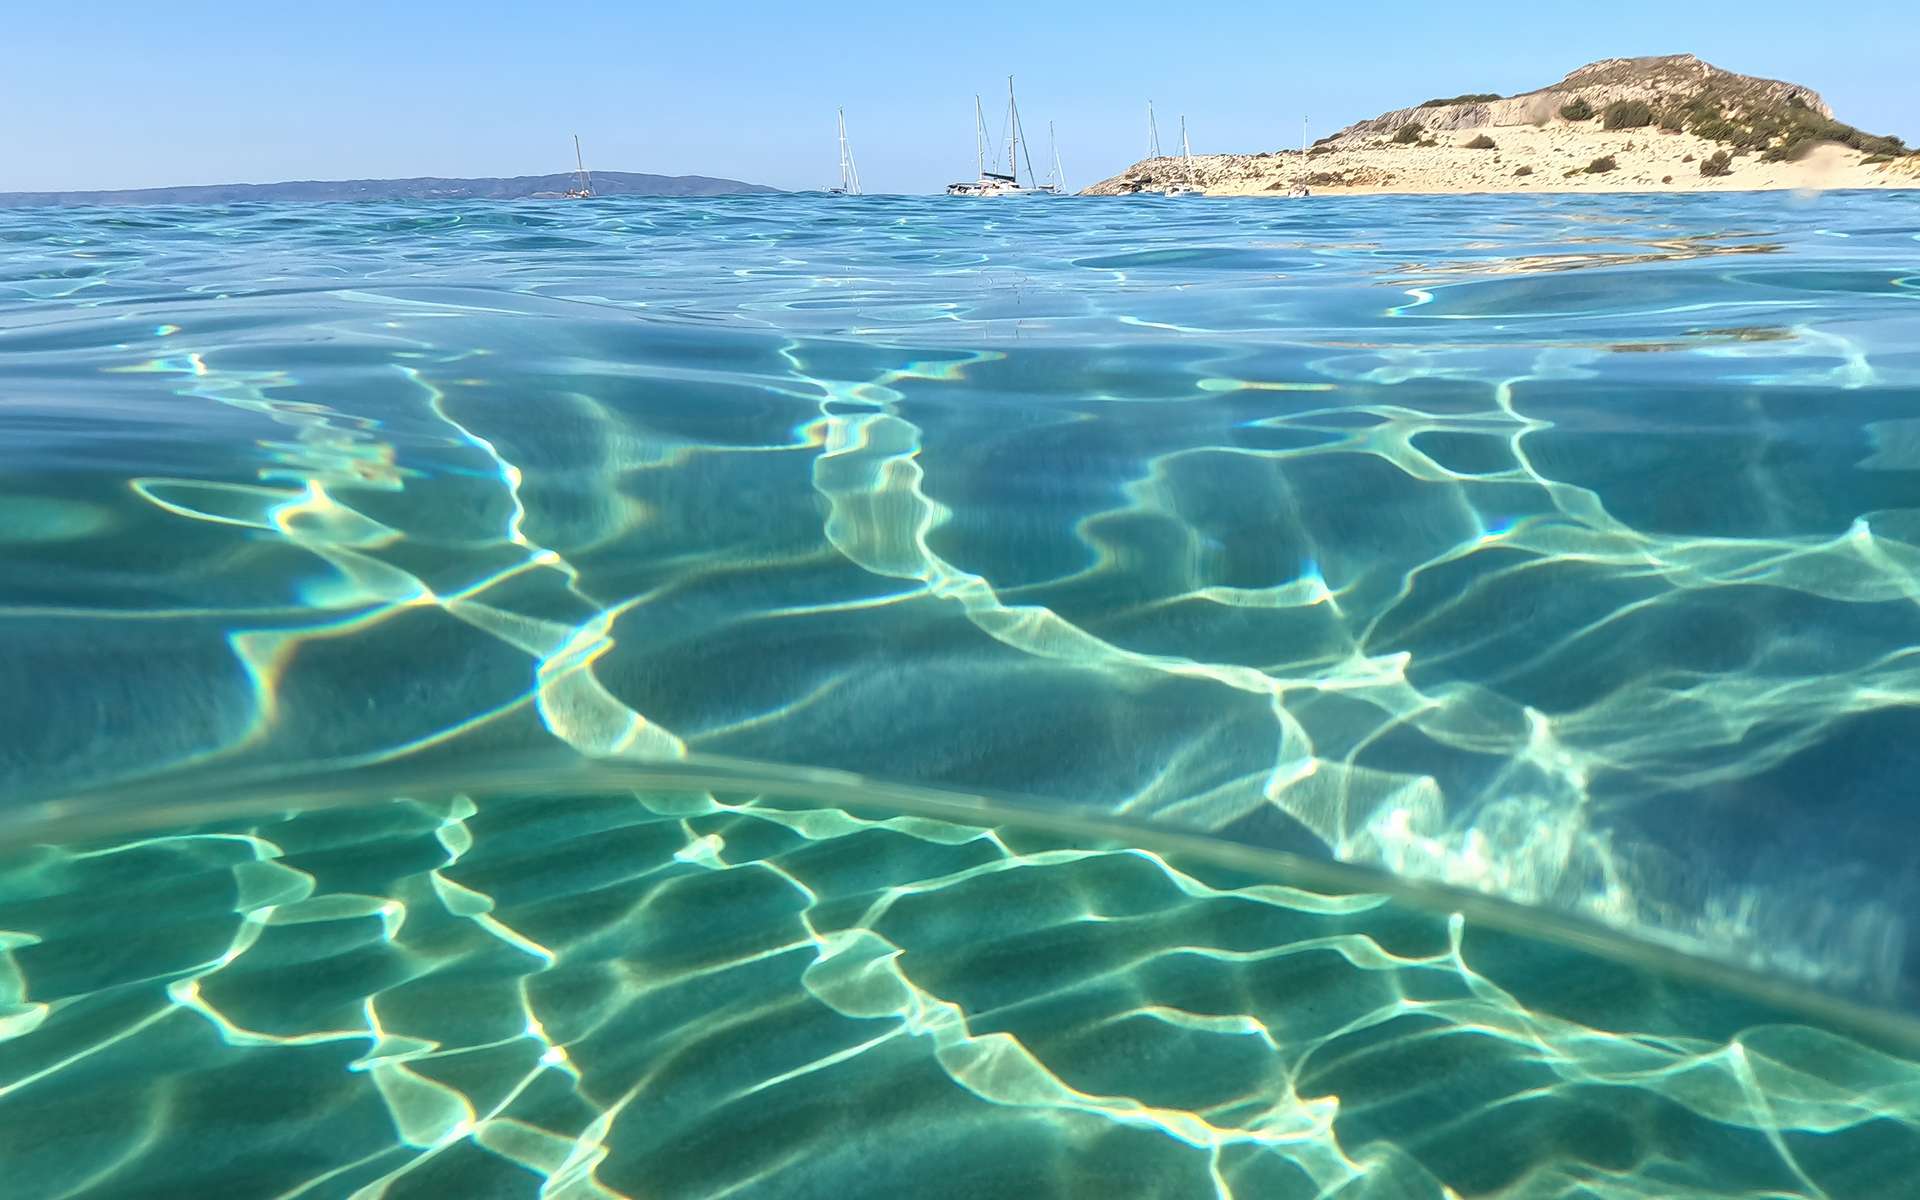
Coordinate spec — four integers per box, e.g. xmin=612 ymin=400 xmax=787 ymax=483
xmin=2 ymin=192 xmax=1919 ymax=1196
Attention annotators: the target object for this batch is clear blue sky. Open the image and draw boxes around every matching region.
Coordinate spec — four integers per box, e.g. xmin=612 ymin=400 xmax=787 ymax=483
xmin=5 ymin=0 xmax=1916 ymax=195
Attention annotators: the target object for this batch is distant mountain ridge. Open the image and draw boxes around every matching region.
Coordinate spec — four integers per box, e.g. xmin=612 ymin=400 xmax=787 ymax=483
xmin=0 ymin=170 xmax=780 ymax=208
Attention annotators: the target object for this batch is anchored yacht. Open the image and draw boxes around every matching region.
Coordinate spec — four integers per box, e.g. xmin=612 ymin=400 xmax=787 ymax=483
xmin=1165 ymin=117 xmax=1205 ymax=196
xmin=947 ymin=77 xmax=1061 ymax=197
xmin=562 ymin=135 xmax=593 ymax=199
xmin=828 ymin=108 xmax=862 ymax=195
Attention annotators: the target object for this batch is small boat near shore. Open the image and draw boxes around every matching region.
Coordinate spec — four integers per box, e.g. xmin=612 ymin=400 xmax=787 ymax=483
xmin=1164 ymin=117 xmax=1205 ymax=196
xmin=1281 ymin=116 xmax=1312 ymax=197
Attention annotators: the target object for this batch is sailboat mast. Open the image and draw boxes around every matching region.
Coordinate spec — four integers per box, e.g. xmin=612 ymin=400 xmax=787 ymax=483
xmin=846 ymin=111 xmax=861 ymax=194
xmin=1007 ymin=76 xmax=1018 ymax=179
xmin=1148 ymin=101 xmax=1161 ymax=158
xmin=573 ymin=134 xmax=591 ymax=195
xmin=1007 ymin=77 xmax=1039 ymax=186
xmin=837 ymin=108 xmax=851 ymax=193
xmin=974 ymin=95 xmax=987 ymax=177
xmin=1049 ymin=121 xmax=1064 ymax=191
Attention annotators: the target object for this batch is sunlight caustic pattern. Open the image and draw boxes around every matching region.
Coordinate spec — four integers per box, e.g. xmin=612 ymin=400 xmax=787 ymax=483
xmin=2 ymin=192 xmax=1920 ymax=1194
xmin=4 ymin=785 xmax=1920 ymax=1198
xmin=8 ymin=196 xmax=1913 ymax=991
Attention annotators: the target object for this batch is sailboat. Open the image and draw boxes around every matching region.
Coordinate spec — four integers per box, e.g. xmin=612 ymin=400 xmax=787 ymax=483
xmin=1147 ymin=101 xmax=1163 ymax=159
xmin=828 ymin=108 xmax=862 ymax=195
xmin=563 ymin=135 xmax=593 ymax=199
xmin=1165 ymin=116 xmax=1205 ymax=197
xmin=946 ymin=77 xmax=1059 ymax=197
xmin=1282 ymin=115 xmax=1312 ymax=197
xmin=1044 ymin=121 xmax=1069 ymax=194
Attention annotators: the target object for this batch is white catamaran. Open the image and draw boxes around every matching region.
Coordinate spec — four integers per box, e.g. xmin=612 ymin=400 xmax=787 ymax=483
xmin=828 ymin=108 xmax=862 ymax=195
xmin=1165 ymin=116 xmax=1204 ymax=197
xmin=947 ymin=77 xmax=1060 ymax=197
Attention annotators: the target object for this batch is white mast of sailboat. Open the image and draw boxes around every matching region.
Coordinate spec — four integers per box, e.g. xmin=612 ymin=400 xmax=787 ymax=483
xmin=1048 ymin=121 xmax=1066 ymax=193
xmin=1005 ymin=75 xmax=1039 ymax=186
xmin=568 ymin=134 xmax=593 ymax=198
xmin=974 ymin=95 xmax=989 ymax=179
xmin=1148 ymin=101 xmax=1162 ymax=158
xmin=1005 ymin=81 xmax=1018 ymax=178
xmin=835 ymin=107 xmax=862 ymax=194
xmin=1293 ymin=115 xmax=1311 ymax=196
xmin=1181 ymin=116 xmax=1197 ymax=185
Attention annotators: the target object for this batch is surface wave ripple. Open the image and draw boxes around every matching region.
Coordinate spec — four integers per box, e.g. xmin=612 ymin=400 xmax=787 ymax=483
xmin=3 ymin=191 xmax=1920 ymax=1196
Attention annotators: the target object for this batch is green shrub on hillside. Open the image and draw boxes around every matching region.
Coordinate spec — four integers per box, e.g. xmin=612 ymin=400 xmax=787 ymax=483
xmin=1656 ymin=107 xmax=1687 ymax=132
xmin=1863 ymin=154 xmax=1895 ymax=165
xmin=1690 ymin=116 xmax=1740 ymax=144
xmin=1421 ymin=92 xmax=1502 ymax=107
xmin=1762 ymin=136 xmax=1819 ymax=163
xmin=1602 ymin=100 xmax=1653 ymax=130
xmin=1700 ymin=150 xmax=1733 ymax=177
xmin=1466 ymin=134 xmax=1497 ymax=149
xmin=1559 ymin=99 xmax=1595 ymax=121
xmin=1584 ymin=156 xmax=1617 ymax=174
xmin=1513 ymin=165 xmax=1534 ymax=176
xmin=1676 ymin=93 xmax=1909 ymax=160
xmin=1685 ymin=96 xmax=1723 ymax=121
xmin=1848 ymin=130 xmax=1907 ymax=156
xmin=1392 ymin=124 xmax=1426 ymax=145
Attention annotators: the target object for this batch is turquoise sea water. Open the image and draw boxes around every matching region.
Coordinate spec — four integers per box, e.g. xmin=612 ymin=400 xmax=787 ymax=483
xmin=3 ymin=192 xmax=1920 ymax=1196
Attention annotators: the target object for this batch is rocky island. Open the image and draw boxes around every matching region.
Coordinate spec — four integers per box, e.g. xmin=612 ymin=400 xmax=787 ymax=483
xmin=1084 ymin=55 xmax=1920 ymax=196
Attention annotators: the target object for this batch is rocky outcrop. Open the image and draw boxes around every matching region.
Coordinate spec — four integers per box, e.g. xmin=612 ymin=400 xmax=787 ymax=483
xmin=1335 ymin=55 xmax=1833 ymax=138
xmin=1081 ymin=153 xmax=1304 ymax=196
xmin=1081 ymin=54 xmax=1908 ymax=197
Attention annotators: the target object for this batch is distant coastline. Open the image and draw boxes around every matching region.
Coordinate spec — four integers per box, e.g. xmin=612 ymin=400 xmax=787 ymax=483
xmin=0 ymin=170 xmax=780 ymax=209
xmin=1087 ymin=54 xmax=1920 ymax=197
